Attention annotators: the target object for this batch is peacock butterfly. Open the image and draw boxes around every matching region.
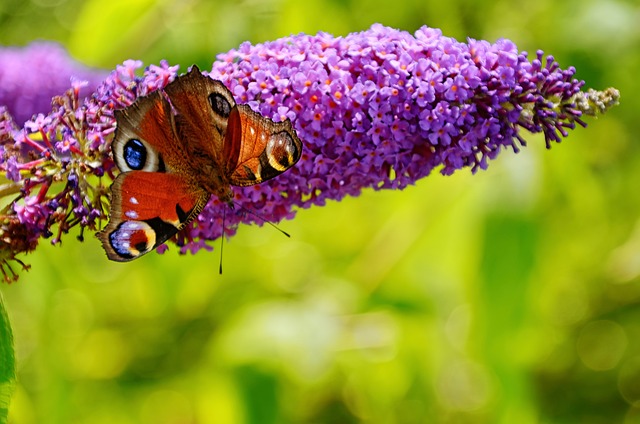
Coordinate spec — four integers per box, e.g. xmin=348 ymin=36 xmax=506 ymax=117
xmin=98 ymin=65 xmax=302 ymax=261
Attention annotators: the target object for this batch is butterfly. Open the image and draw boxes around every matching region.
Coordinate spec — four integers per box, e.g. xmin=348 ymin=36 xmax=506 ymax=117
xmin=98 ymin=65 xmax=302 ymax=261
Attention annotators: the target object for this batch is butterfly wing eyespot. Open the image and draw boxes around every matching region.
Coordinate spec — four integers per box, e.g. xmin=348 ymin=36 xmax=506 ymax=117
xmin=112 ymin=91 xmax=174 ymax=173
xmin=208 ymin=92 xmax=232 ymax=118
xmin=266 ymin=131 xmax=301 ymax=171
xmin=122 ymin=139 xmax=147 ymax=170
xmin=107 ymin=220 xmax=157 ymax=260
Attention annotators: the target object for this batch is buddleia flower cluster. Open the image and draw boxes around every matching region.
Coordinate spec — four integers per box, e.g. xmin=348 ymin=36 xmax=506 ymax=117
xmin=0 ymin=24 xmax=620 ymax=281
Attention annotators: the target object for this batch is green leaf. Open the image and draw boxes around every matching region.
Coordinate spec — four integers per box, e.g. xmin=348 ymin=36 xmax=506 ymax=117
xmin=0 ymin=291 xmax=16 ymax=424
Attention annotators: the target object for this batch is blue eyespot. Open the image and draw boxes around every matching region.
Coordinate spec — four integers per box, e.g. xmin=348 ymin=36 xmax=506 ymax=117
xmin=123 ymin=139 xmax=147 ymax=170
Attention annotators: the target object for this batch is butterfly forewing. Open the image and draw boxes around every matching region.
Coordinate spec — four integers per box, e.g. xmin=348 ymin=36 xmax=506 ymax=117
xmin=164 ymin=65 xmax=236 ymax=154
xmin=112 ymin=91 xmax=177 ymax=173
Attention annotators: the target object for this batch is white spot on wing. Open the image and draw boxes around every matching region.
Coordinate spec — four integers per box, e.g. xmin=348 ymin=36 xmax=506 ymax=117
xmin=129 ymin=197 xmax=139 ymax=205
xmin=125 ymin=210 xmax=139 ymax=219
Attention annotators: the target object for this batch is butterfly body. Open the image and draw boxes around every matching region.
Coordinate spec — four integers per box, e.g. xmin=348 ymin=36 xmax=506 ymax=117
xmin=98 ymin=65 xmax=302 ymax=261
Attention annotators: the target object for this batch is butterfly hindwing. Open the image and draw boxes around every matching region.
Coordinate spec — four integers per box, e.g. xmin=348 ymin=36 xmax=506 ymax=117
xmin=98 ymin=172 xmax=209 ymax=261
xmin=224 ymin=105 xmax=302 ymax=186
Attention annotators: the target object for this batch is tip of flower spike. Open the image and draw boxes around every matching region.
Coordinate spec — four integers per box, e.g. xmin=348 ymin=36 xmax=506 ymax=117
xmin=573 ymin=88 xmax=620 ymax=117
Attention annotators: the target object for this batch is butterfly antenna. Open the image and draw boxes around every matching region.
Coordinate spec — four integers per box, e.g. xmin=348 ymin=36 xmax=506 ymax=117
xmin=232 ymin=200 xmax=291 ymax=238
xmin=219 ymin=206 xmax=226 ymax=275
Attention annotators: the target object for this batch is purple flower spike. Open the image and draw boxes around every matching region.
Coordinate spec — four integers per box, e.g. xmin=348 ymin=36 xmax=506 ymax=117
xmin=189 ymin=25 xmax=616 ymax=254
xmin=0 ymin=42 xmax=108 ymax=125
xmin=0 ymin=25 xmax=620 ymax=281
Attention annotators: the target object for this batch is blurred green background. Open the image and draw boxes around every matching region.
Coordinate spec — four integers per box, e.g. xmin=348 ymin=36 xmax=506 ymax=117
xmin=1 ymin=0 xmax=638 ymax=422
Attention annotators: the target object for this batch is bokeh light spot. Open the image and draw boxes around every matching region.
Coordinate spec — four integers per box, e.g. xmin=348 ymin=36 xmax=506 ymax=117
xmin=577 ymin=320 xmax=627 ymax=371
